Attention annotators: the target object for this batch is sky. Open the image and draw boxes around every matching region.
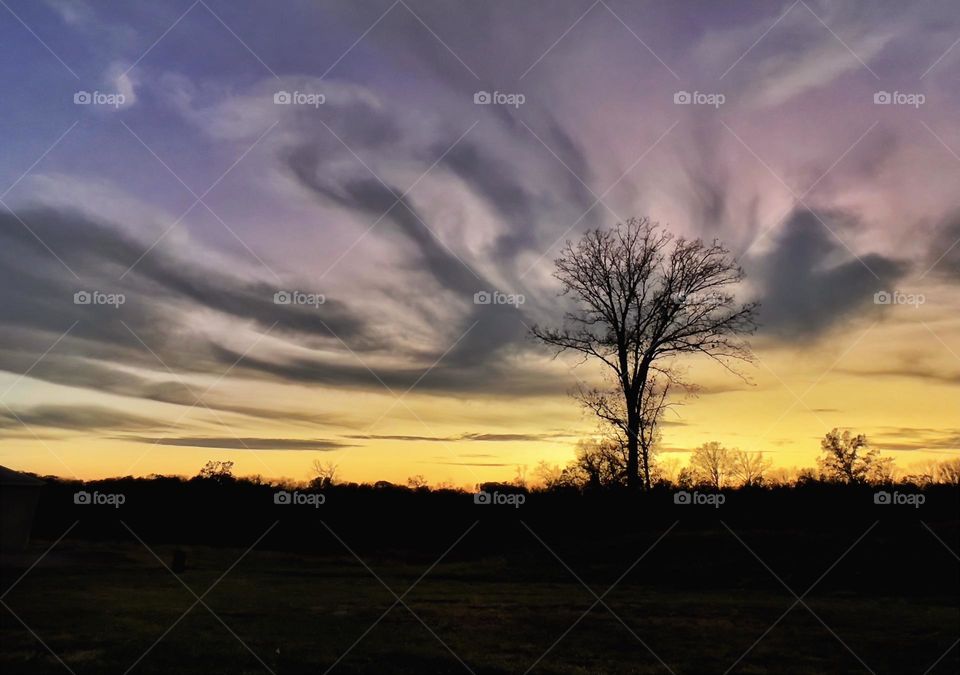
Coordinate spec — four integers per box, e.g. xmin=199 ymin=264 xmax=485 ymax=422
xmin=0 ymin=0 xmax=957 ymax=486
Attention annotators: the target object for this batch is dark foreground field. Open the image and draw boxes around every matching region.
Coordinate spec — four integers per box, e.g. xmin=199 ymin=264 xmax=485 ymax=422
xmin=2 ymin=482 xmax=958 ymax=673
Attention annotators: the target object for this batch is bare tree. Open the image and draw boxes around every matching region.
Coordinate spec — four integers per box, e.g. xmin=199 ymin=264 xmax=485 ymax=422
xmin=731 ymin=450 xmax=772 ymax=487
xmin=689 ymin=441 xmax=733 ymax=489
xmin=816 ymin=429 xmax=878 ymax=484
xmin=513 ymin=464 xmax=529 ymax=488
xmin=533 ymin=460 xmax=565 ymax=489
xmin=532 ymin=217 xmax=757 ymax=489
xmin=577 ymin=373 xmax=678 ymax=489
xmin=867 ymin=456 xmax=897 ymax=484
xmin=310 ymin=459 xmax=338 ymax=488
xmin=938 ymin=458 xmax=960 ymax=485
xmin=406 ymin=474 xmax=428 ymax=489
xmin=197 ymin=460 xmax=235 ymax=484
xmin=568 ymin=438 xmax=629 ymax=488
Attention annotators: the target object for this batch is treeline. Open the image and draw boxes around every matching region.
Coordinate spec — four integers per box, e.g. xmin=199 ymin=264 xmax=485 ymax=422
xmin=528 ymin=429 xmax=960 ymax=492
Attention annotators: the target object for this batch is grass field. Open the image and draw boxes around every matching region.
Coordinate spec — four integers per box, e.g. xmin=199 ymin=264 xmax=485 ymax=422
xmin=2 ymin=526 xmax=957 ymax=675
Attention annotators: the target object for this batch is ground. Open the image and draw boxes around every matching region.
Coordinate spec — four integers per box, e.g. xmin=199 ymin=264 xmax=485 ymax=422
xmin=2 ymin=522 xmax=957 ymax=674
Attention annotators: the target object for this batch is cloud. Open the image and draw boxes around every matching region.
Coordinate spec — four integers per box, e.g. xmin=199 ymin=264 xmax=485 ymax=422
xmin=750 ymin=209 xmax=909 ymax=340
xmin=121 ymin=436 xmax=353 ymax=451
xmin=0 ymin=405 xmax=159 ymax=432
xmin=925 ymin=214 xmax=960 ymax=279
xmin=346 ymin=432 xmax=570 ymax=443
xmin=106 ymin=61 xmax=137 ymax=107
xmin=869 ymin=426 xmax=960 ymax=452
xmin=0 ymin=206 xmax=381 ymax=414
xmin=427 ymin=461 xmax=512 ymax=467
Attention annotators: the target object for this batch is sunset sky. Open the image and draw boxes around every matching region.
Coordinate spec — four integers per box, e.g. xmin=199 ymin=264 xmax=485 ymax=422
xmin=0 ymin=0 xmax=957 ymax=486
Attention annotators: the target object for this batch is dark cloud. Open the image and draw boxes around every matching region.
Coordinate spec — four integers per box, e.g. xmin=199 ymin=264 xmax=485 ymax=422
xmin=925 ymin=214 xmax=960 ymax=279
xmin=869 ymin=427 xmax=960 ymax=452
xmin=346 ymin=432 xmax=569 ymax=442
xmin=427 ymin=461 xmax=511 ymax=467
xmin=0 ymin=206 xmax=375 ymax=383
xmin=120 ymin=436 xmax=353 ymax=451
xmin=283 ymin=133 xmax=536 ymax=374
xmin=0 ymin=207 xmax=374 ymax=354
xmin=750 ymin=209 xmax=909 ymax=341
xmin=837 ymin=365 xmax=960 ymax=385
xmin=0 ymin=405 xmax=160 ymax=432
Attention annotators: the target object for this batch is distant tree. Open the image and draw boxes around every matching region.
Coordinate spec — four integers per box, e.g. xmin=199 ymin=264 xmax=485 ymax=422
xmin=532 ymin=217 xmax=757 ymax=489
xmin=310 ymin=460 xmax=338 ymax=488
xmin=568 ymin=438 xmax=628 ymax=488
xmin=904 ymin=460 xmax=943 ymax=486
xmin=688 ymin=442 xmax=733 ymax=489
xmin=867 ymin=456 xmax=897 ymax=484
xmin=406 ymin=474 xmax=429 ymax=489
xmin=675 ymin=467 xmax=696 ymax=489
xmin=513 ymin=464 xmax=529 ymax=488
xmin=533 ymin=460 xmax=565 ymax=489
xmin=650 ymin=457 xmax=681 ymax=486
xmin=936 ymin=458 xmax=960 ymax=485
xmin=816 ymin=429 xmax=878 ymax=483
xmin=765 ymin=466 xmax=800 ymax=487
xmin=197 ymin=460 xmax=235 ymax=484
xmin=731 ymin=450 xmax=772 ymax=487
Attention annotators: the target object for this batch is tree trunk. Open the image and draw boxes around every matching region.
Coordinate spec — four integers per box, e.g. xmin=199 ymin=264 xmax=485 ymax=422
xmin=641 ymin=446 xmax=651 ymax=490
xmin=626 ymin=413 xmax=640 ymax=490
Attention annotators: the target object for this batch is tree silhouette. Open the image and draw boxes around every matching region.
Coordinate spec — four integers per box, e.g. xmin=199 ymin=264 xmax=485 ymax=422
xmin=689 ymin=441 xmax=733 ymax=489
xmin=310 ymin=460 xmax=338 ymax=488
xmin=532 ymin=217 xmax=757 ymax=489
xmin=197 ymin=460 xmax=235 ymax=484
xmin=732 ymin=450 xmax=772 ymax=487
xmin=816 ymin=429 xmax=878 ymax=483
xmin=577 ymin=373 xmax=676 ymax=489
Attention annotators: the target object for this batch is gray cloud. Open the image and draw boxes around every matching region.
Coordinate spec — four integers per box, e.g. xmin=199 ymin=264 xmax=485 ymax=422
xmin=0 ymin=405 xmax=160 ymax=432
xmin=121 ymin=436 xmax=353 ymax=451
xmin=750 ymin=209 xmax=909 ymax=340
xmin=346 ymin=432 xmax=570 ymax=442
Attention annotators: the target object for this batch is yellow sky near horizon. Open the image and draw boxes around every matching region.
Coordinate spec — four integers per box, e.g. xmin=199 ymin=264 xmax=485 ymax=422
xmin=2 ymin=291 xmax=957 ymax=486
